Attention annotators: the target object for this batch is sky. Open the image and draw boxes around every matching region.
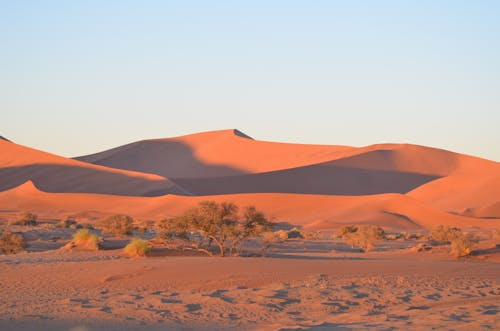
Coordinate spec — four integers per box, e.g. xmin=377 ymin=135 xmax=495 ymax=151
xmin=1 ymin=1 xmax=499 ymax=160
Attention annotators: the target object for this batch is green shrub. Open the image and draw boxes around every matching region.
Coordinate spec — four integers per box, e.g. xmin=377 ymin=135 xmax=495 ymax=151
xmin=0 ymin=230 xmax=26 ymax=254
xmin=8 ymin=211 xmax=38 ymax=226
xmin=98 ymin=214 xmax=133 ymax=235
xmin=124 ymin=238 xmax=150 ymax=257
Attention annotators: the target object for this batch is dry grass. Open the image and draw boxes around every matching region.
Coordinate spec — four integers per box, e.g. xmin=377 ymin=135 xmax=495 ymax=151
xmin=62 ymin=229 xmax=100 ymax=251
xmin=124 ymin=238 xmax=150 ymax=257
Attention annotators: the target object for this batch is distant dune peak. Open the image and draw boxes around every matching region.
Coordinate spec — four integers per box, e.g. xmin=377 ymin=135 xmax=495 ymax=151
xmin=0 ymin=135 xmax=11 ymax=142
xmin=232 ymin=129 xmax=253 ymax=140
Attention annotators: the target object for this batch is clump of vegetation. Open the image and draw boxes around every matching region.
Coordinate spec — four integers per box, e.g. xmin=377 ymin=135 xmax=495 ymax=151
xmin=0 ymin=230 xmax=26 ymax=254
xmin=124 ymin=238 xmax=150 ymax=257
xmin=156 ymin=201 xmax=273 ymax=257
xmin=430 ymin=225 xmax=479 ymax=257
xmin=337 ymin=225 xmax=358 ymax=239
xmin=8 ymin=211 xmax=38 ymax=226
xmin=62 ymin=229 xmax=100 ymax=251
xmin=337 ymin=225 xmax=385 ymax=252
xmin=133 ymin=219 xmax=155 ymax=233
xmin=430 ymin=225 xmax=462 ymax=243
xmin=450 ymin=232 xmax=479 ymax=257
xmin=55 ymin=219 xmax=77 ymax=228
xmin=97 ymin=214 xmax=134 ymax=235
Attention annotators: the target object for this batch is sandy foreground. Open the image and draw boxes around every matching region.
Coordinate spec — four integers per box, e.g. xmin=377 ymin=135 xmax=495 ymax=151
xmin=1 ymin=236 xmax=499 ymax=331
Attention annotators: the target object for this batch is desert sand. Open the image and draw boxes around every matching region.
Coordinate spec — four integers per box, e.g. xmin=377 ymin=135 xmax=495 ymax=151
xmin=1 ymin=129 xmax=499 ymax=330
xmin=0 ymin=229 xmax=499 ymax=331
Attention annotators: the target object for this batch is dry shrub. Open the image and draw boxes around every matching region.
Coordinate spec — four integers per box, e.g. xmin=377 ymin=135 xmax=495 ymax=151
xmin=133 ymin=219 xmax=155 ymax=233
xmin=338 ymin=225 xmax=385 ymax=252
xmin=62 ymin=229 xmax=100 ymax=251
xmin=0 ymin=230 xmax=26 ymax=254
xmin=124 ymin=238 xmax=150 ymax=257
xmin=450 ymin=233 xmax=479 ymax=257
xmin=356 ymin=225 xmax=385 ymax=252
xmin=430 ymin=225 xmax=462 ymax=243
xmin=430 ymin=225 xmax=479 ymax=257
xmin=98 ymin=214 xmax=133 ymax=235
xmin=8 ymin=211 xmax=38 ymax=226
xmin=337 ymin=226 xmax=358 ymax=239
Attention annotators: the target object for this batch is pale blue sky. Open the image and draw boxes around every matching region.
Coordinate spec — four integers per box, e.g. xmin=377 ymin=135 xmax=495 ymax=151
xmin=1 ymin=1 xmax=499 ymax=160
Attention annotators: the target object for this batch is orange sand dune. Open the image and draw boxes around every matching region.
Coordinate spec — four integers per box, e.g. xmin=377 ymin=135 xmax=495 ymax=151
xmin=408 ymin=155 xmax=500 ymax=215
xmin=76 ymin=129 xmax=359 ymax=178
xmin=75 ymin=129 xmax=500 ymax=214
xmin=0 ymin=139 xmax=186 ymax=196
xmin=76 ymin=129 xmax=477 ymax=179
xmin=1 ymin=181 xmax=496 ymax=230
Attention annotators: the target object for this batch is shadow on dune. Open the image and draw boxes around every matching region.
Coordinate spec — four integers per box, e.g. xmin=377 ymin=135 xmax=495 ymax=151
xmin=75 ymin=139 xmax=249 ymax=178
xmin=173 ymin=163 xmax=442 ymax=196
xmin=0 ymin=164 xmax=182 ymax=196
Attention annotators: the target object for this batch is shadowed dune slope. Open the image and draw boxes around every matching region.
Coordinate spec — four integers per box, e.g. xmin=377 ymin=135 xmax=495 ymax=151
xmin=172 ymin=163 xmax=441 ymax=196
xmin=0 ymin=139 xmax=186 ymax=196
xmin=1 ymin=181 xmax=496 ymax=230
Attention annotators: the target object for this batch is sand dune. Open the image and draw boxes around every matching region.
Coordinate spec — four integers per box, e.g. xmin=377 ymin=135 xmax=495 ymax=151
xmin=75 ymin=129 xmax=357 ymax=178
xmin=2 ymin=129 xmax=499 ymax=228
xmin=408 ymin=155 xmax=500 ymax=215
xmin=74 ymin=129 xmax=500 ymax=216
xmin=0 ymin=139 xmax=185 ymax=196
xmin=1 ymin=181 xmax=495 ymax=230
